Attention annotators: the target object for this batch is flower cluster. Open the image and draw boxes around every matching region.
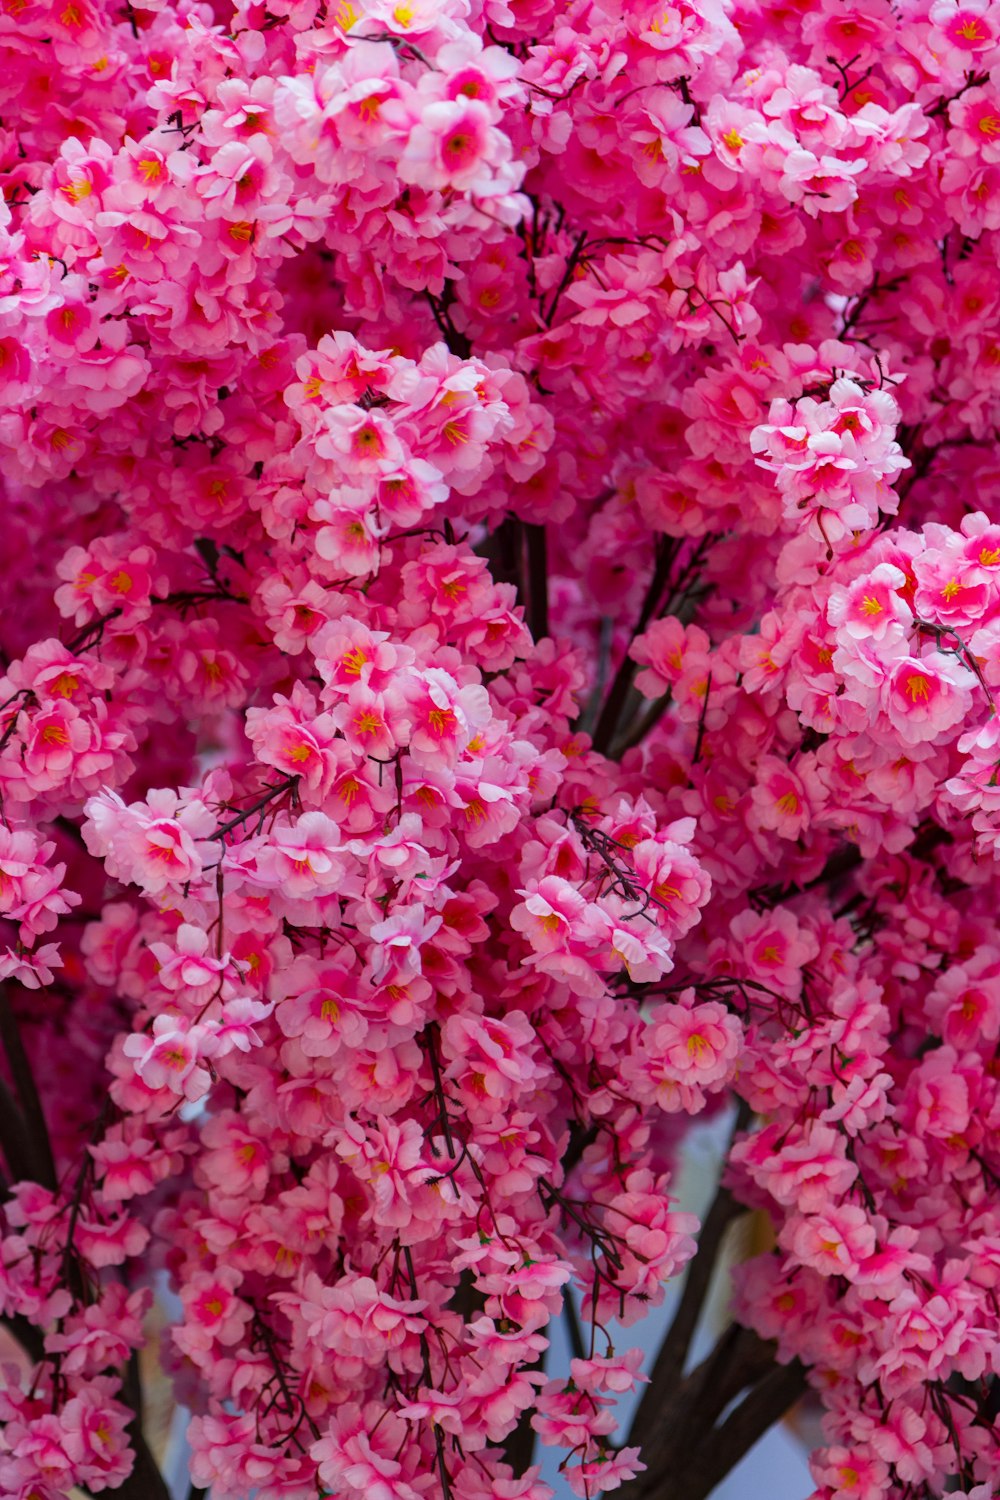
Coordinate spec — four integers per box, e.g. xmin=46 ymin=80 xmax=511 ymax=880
xmin=3 ymin=0 xmax=1000 ymax=1499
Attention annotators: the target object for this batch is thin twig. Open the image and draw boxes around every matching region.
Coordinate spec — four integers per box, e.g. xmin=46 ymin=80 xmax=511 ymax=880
xmin=210 ymin=776 xmax=300 ymax=841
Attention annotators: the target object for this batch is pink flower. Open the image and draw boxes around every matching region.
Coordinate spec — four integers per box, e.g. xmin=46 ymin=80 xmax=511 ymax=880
xmin=405 ymin=670 xmax=489 ymax=766
xmin=2 ymin=699 xmax=133 ymax=802
xmin=398 ymin=100 xmax=502 ymax=193
xmin=189 ymin=1412 xmax=317 ymax=1496
xmin=0 ymin=826 xmax=79 ymax=940
xmin=0 ymin=944 xmax=62 ymax=989
xmin=313 ymin=1409 xmax=422 ymax=1500
xmin=83 ymin=788 xmax=218 ymax=895
xmin=274 ymin=961 xmax=368 ymax=1056
xmin=9 ymin=4 xmax=1000 ymax=1491
xmin=784 ymin=1204 xmax=877 ymax=1278
xmin=880 ymin=650 xmax=974 ymax=745
xmin=246 ymin=686 xmax=343 ymax=796
xmin=510 ymin=875 xmax=591 ymax=954
xmin=252 ymin=812 xmax=347 ymax=897
xmin=122 ymin=1017 xmax=214 ymax=1101
xmin=565 ymin=1446 xmax=647 ymax=1496
xmin=930 ymin=0 xmax=1000 ymax=71
xmin=335 ymin=1115 xmax=428 ymax=1227
xmin=54 ymin=537 xmax=165 ymax=628
xmin=364 ymin=903 xmax=443 ymax=983
xmin=208 ymin=996 xmax=274 ymax=1058
xmin=828 ymin=564 xmax=912 ymax=642
xmin=443 ymin=1009 xmax=543 ymax=1102
xmin=315 ymin=405 xmax=404 ymax=472
xmin=804 ymin=0 xmax=895 ymax=67
xmin=59 ymin=1386 xmax=133 ymax=1489
xmin=90 ymin=1132 xmax=173 ymax=1203
xmin=196 ymin=137 xmax=281 ymax=220
xmin=333 ymin=684 xmax=408 ymax=758
xmin=725 ymin=908 xmax=820 ymax=996
xmin=734 ymin=1122 xmax=858 ymax=1214
xmin=644 ymin=997 xmax=743 ymax=1089
xmin=631 ymin=618 xmax=712 ymax=701
xmin=569 ymin=1349 xmax=648 ymax=1396
xmin=176 ymin=1267 xmax=252 ymax=1354
xmin=811 ymin=1446 xmax=891 ymax=1500
xmin=749 ymin=755 xmax=812 ymax=840
xmin=147 ymin=923 xmax=229 ymax=1002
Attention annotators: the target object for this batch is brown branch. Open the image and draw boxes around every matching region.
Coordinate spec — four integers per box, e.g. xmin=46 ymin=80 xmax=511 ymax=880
xmin=618 ymin=1326 xmax=797 ymax=1500
xmin=524 ymin=523 xmax=548 ymax=641
xmin=591 ymin=538 xmax=680 ymax=755
xmin=628 ymin=1102 xmax=753 ymax=1460
xmin=423 ymin=290 xmax=472 ymax=359
xmin=2 ymin=1310 xmax=45 ymax=1362
xmin=210 ymin=775 xmax=300 ymax=841
xmin=545 ymin=229 xmax=589 ymax=325
xmin=116 ymin=1416 xmax=173 ymax=1500
xmin=0 ymin=986 xmax=57 ymax=1191
xmin=627 ymin=1185 xmax=742 ymax=1454
xmin=643 ymin=1356 xmax=807 ymax=1500
xmin=0 ymin=1073 xmax=38 ymax=1186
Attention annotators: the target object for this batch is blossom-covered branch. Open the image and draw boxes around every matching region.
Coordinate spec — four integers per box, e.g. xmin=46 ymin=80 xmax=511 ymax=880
xmin=3 ymin=0 xmax=1000 ymax=1498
